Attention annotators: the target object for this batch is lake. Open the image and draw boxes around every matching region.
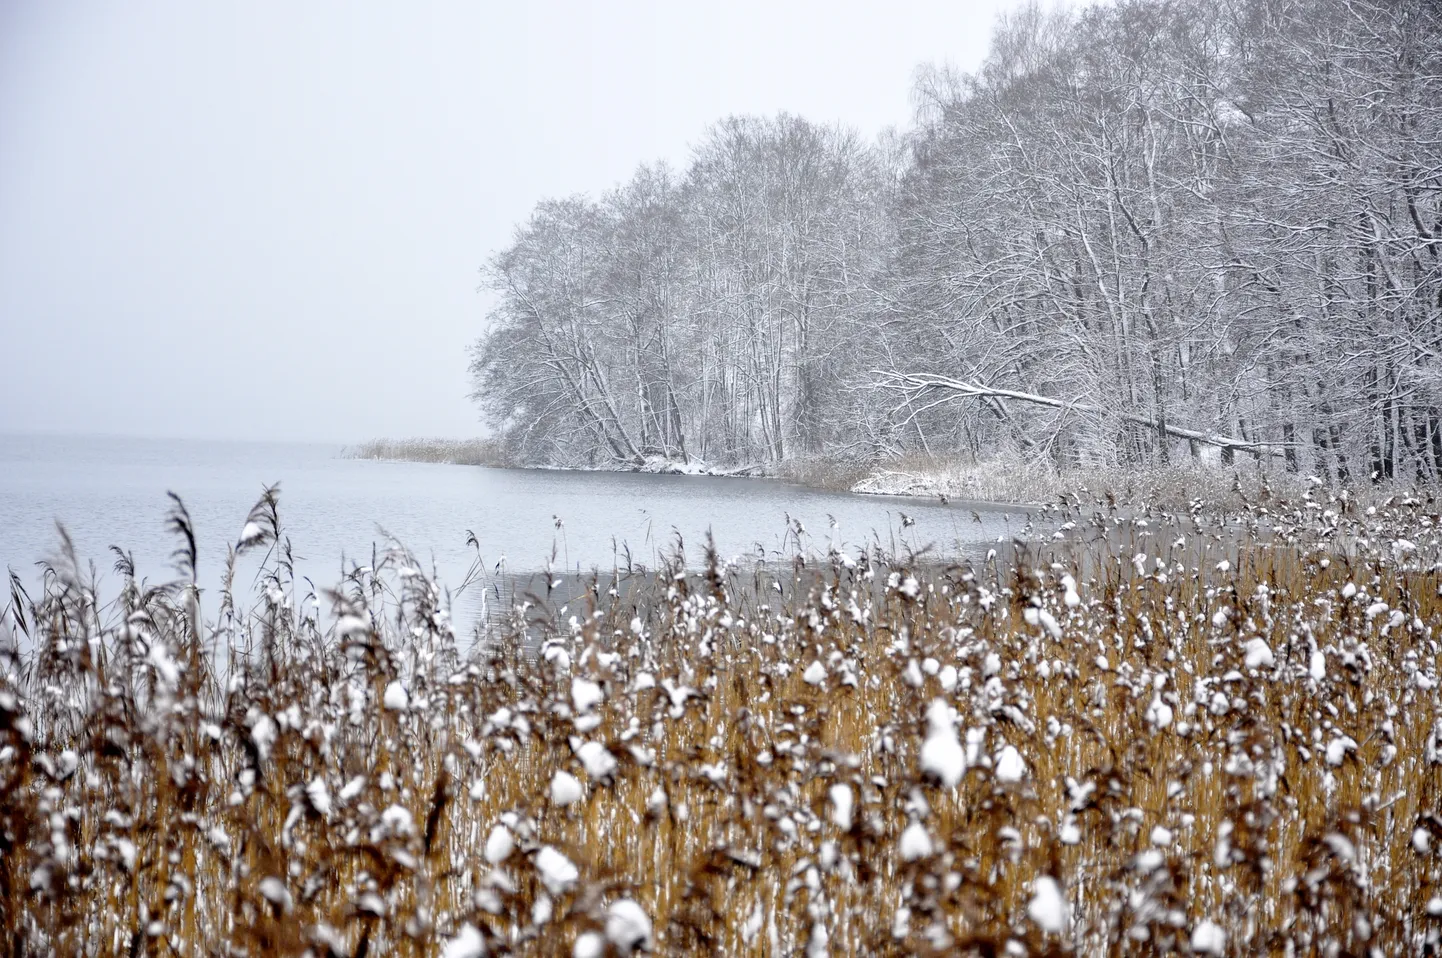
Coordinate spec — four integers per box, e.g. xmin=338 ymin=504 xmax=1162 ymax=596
xmin=0 ymin=434 xmax=1028 ymax=637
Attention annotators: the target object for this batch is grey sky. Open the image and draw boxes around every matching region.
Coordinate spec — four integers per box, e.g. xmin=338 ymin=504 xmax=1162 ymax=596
xmin=0 ymin=0 xmax=1026 ymax=444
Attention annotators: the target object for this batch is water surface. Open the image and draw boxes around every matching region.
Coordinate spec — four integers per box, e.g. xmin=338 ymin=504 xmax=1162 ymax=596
xmin=1 ymin=434 xmax=1027 ymax=635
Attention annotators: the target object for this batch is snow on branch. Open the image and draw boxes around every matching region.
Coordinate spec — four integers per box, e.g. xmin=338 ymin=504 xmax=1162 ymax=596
xmin=872 ymin=371 xmax=1292 ymax=455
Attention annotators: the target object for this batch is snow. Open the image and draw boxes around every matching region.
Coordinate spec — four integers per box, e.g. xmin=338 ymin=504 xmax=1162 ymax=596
xmin=535 ymin=846 xmax=580 ymax=894
xmin=1027 ymin=876 xmax=1068 ymax=933
xmin=249 ymin=713 xmax=278 ymax=763
xmin=1146 ymin=695 xmax=1173 ymax=729
xmin=551 ymin=770 xmax=584 ymax=806
xmin=577 ymin=741 xmax=618 ymax=780
xmin=484 ymin=824 xmax=514 ymax=864
xmin=572 ymin=678 xmax=604 ymax=713
xmin=573 ymin=932 xmax=604 ymax=958
xmin=339 ymin=775 xmax=365 ymax=802
xmin=899 ymin=822 xmax=933 ymax=861
xmin=920 ymin=699 xmax=966 ymax=788
xmin=994 ymin=744 xmax=1027 ymax=783
xmin=383 ymin=681 xmax=409 ymax=711
xmin=802 ymin=660 xmax=827 ymax=685
xmin=1134 ymin=849 xmax=1164 ymax=872
xmin=1243 ymin=638 xmax=1274 ymax=670
xmin=306 ymin=777 xmax=332 ymax=817
xmin=965 ymin=727 xmax=987 ymax=766
xmin=1323 ymin=832 xmax=1356 ymax=863
xmin=1062 ymin=574 xmax=1081 ymax=608
xmin=829 ymin=784 xmax=854 ymax=831
xmin=1036 ymin=607 xmax=1062 ymax=640
xmin=337 ymin=614 xmax=371 ymax=638
xmin=1325 ymin=736 xmax=1356 ymax=766
xmin=1190 ymin=920 xmax=1226 ymax=955
xmin=742 ymin=903 xmax=764 ymax=943
xmin=238 ymin=520 xmax=265 ymax=546
xmin=442 ymin=925 xmax=487 ymax=958
xmin=148 ymin=643 xmax=180 ymax=687
xmin=380 ymin=804 xmax=414 ymax=837
xmin=258 ymin=876 xmax=291 ymax=912
xmin=1310 ymin=649 xmax=1327 ymax=682
xmin=807 ymin=919 xmax=830 ymax=957
xmin=903 ymin=659 xmax=924 ymax=687
xmin=605 ymin=899 xmax=653 ymax=953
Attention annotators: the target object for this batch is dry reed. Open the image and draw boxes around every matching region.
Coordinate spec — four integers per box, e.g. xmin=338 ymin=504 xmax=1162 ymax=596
xmin=345 ymin=438 xmax=510 ymax=468
xmin=5 ymin=482 xmax=1442 ymax=955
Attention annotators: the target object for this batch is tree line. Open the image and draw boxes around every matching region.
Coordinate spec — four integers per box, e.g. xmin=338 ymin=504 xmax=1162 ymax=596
xmin=470 ymin=0 xmax=1442 ymax=481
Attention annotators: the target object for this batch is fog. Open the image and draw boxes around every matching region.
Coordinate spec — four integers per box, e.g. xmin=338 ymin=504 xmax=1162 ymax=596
xmin=0 ymin=0 xmax=1024 ymax=444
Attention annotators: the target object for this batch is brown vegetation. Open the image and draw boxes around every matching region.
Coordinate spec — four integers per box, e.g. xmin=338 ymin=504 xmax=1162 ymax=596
xmin=5 ymin=484 xmax=1442 ymax=954
xmin=345 ymin=438 xmax=511 ymax=468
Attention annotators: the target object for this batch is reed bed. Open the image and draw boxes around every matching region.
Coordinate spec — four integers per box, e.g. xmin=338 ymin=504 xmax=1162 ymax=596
xmin=5 ymin=483 xmax=1442 ymax=955
xmin=345 ymin=438 xmax=510 ymax=467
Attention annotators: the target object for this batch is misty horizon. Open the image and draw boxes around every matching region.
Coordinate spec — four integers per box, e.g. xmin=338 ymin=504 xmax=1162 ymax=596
xmin=0 ymin=0 xmax=1024 ymax=445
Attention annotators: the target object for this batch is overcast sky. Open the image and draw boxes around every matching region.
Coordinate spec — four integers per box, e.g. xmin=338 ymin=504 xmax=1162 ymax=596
xmin=0 ymin=0 xmax=1029 ymax=444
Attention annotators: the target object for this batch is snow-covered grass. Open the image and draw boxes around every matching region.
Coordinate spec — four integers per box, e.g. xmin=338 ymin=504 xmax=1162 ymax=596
xmin=7 ymin=483 xmax=1442 ymax=954
xmin=850 ymin=450 xmax=1310 ymax=508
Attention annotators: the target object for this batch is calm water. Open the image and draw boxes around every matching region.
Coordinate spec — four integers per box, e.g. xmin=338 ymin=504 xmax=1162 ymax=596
xmin=0 ymin=434 xmax=1027 ymax=635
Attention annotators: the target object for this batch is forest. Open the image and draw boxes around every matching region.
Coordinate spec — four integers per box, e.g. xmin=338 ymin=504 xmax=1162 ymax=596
xmin=470 ymin=0 xmax=1442 ymax=483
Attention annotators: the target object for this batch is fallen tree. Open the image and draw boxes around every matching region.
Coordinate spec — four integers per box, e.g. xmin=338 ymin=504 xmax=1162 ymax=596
xmin=873 ymin=371 xmax=1292 ymax=457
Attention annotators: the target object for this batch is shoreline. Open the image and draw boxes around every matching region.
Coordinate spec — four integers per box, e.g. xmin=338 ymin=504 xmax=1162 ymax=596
xmin=344 ymin=450 xmax=1046 ymax=512
xmin=342 ymin=440 xmax=1329 ymax=512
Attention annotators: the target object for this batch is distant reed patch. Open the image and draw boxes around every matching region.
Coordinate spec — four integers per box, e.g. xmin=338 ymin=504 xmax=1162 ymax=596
xmin=345 ymin=437 xmax=512 ymax=467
